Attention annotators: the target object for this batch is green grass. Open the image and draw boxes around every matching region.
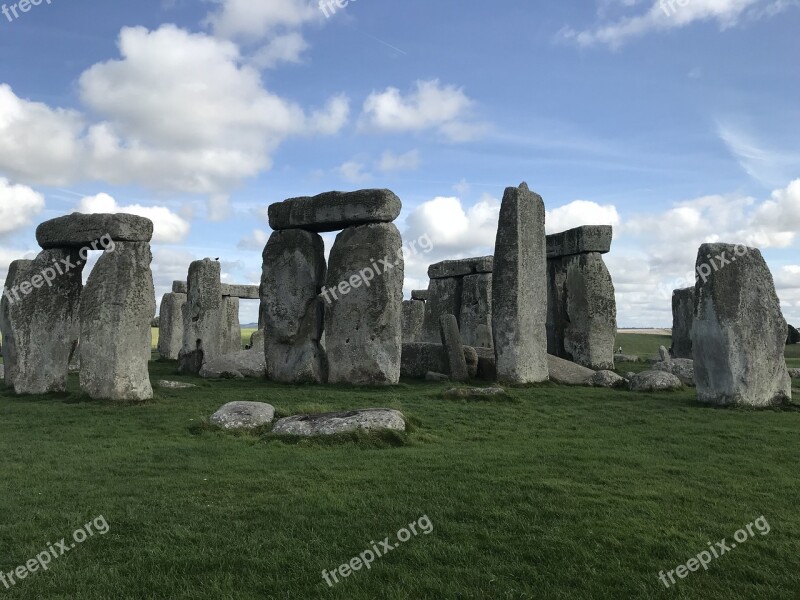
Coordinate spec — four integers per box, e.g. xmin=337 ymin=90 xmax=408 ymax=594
xmin=1 ymin=359 xmax=799 ymax=599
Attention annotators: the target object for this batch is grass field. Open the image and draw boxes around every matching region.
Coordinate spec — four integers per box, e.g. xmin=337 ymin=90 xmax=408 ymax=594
xmin=1 ymin=333 xmax=800 ymax=598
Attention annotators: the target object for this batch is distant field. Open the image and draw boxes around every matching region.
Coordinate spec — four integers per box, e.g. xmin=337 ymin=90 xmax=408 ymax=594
xmin=150 ymin=328 xmax=257 ymax=350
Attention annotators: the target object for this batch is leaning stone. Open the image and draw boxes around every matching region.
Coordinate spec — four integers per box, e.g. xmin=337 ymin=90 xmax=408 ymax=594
xmin=210 ymin=401 xmax=275 ymax=430
xmin=653 ymin=358 xmax=695 ymax=387
xmin=268 ymin=189 xmax=402 ymax=233
xmin=425 ymin=371 xmax=450 ymax=382
xmin=693 ymin=243 xmax=791 ymax=407
xmin=428 ymin=256 xmax=493 ymax=279
xmin=440 ymin=314 xmax=468 ymax=382
xmin=325 ymin=223 xmax=403 ymax=385
xmin=402 ymin=299 xmax=425 ymax=343
xmin=36 ymin=213 xmax=153 ymax=248
xmin=420 ymin=276 xmax=462 ymax=343
xmin=492 ymin=183 xmax=548 ymax=383
xmin=80 ymin=242 xmax=155 ymax=401
xmin=585 ymin=370 xmax=627 ymax=388
xmin=442 ymin=387 xmax=507 ymax=399
xmin=157 ymin=292 xmax=186 ymax=360
xmin=158 ymin=380 xmax=198 ymax=389
xmin=629 ymin=370 xmax=682 ymax=392
xmin=670 ymin=287 xmax=694 ymax=358
xmin=547 ymin=354 xmax=596 ymax=386
xmin=200 ymin=349 xmax=266 ymax=379
xmin=262 ymin=229 xmax=328 ymax=384
xmin=0 ymin=259 xmax=33 ymax=388
xmin=411 ymin=289 xmax=429 ymax=302
xmin=460 ymin=273 xmax=492 ymax=348
xmin=172 ymin=280 xmax=188 ymax=294
xmin=546 ymin=225 xmax=612 ymax=259
xmin=271 ymin=409 xmax=406 ymax=436
xmin=220 ymin=284 xmax=259 ymax=299
xmin=179 ymin=259 xmax=223 ymax=375
xmin=400 ymin=343 xmax=478 ymax=379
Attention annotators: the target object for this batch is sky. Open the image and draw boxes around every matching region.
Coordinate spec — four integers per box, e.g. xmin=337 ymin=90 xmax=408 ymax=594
xmin=0 ymin=0 xmax=798 ymax=326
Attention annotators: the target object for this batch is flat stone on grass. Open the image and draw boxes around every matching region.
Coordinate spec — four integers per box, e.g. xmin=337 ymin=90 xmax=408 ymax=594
xmin=271 ymin=409 xmax=406 ymax=437
xmin=211 ymin=402 xmax=275 ymax=430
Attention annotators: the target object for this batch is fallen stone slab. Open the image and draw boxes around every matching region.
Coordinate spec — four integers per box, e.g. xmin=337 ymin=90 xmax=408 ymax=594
xmin=428 ymin=256 xmax=493 ymax=279
xmin=547 ymin=354 xmax=595 ymax=386
xmin=411 ymin=289 xmax=429 ymax=302
xmin=442 ymin=387 xmax=507 ymax=399
xmin=210 ymin=401 xmax=275 ymax=430
xmin=158 ymin=380 xmax=198 ymax=389
xmin=200 ymin=349 xmax=266 ymax=379
xmin=268 ymin=189 xmax=402 ymax=232
xmin=546 ymin=225 xmax=612 ymax=259
xmin=37 ymin=213 xmax=153 ymax=248
xmin=653 ymin=358 xmax=695 ymax=387
xmin=221 ymin=284 xmax=260 ymax=299
xmin=585 ymin=370 xmax=627 ymax=388
xmin=271 ymin=408 xmax=406 ymax=436
xmin=629 ymin=370 xmax=682 ymax=392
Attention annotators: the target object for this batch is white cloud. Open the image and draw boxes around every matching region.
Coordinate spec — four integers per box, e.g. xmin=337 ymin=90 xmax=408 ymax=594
xmin=546 ymin=200 xmax=621 ymax=234
xmin=77 ymin=193 xmax=190 ymax=244
xmin=251 ymin=32 xmax=310 ymax=68
xmin=0 ymin=178 xmax=45 ymax=234
xmin=377 ymin=149 xmax=420 ymax=172
xmin=206 ymin=0 xmax=321 ymax=40
xmin=237 ymin=229 xmax=270 ymax=251
xmin=715 ymin=120 xmax=800 ymax=187
xmin=338 ymin=161 xmax=371 ymax=183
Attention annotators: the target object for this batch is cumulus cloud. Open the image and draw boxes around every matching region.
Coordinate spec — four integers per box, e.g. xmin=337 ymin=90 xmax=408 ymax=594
xmin=77 ymin=193 xmax=191 ymax=244
xmin=0 ymin=178 xmax=45 ymax=235
xmin=206 ymin=0 xmax=321 ymax=40
xmin=237 ymin=229 xmax=270 ymax=251
xmin=546 ymin=200 xmax=621 ymax=234
xmin=251 ymin=32 xmax=310 ymax=68
xmin=338 ymin=160 xmax=371 ymax=183
xmin=377 ymin=149 xmax=420 ymax=172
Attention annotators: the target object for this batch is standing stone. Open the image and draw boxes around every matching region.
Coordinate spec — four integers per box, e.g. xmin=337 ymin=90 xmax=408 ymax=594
xmin=179 ymin=259 xmax=223 ymax=375
xmin=402 ymin=299 xmax=425 ymax=343
xmin=475 ymin=324 xmax=493 ymax=349
xmin=157 ymin=292 xmax=186 ymax=360
xmin=439 ymin=314 xmax=468 ymax=382
xmin=261 ymin=229 xmax=327 ymax=384
xmin=220 ymin=296 xmax=241 ymax=355
xmin=492 ymin=183 xmax=548 ymax=383
xmin=670 ymin=287 xmax=695 ymax=359
xmin=80 ymin=242 xmax=155 ymax=401
xmin=325 ymin=223 xmax=404 ymax=385
xmin=460 ymin=273 xmax=492 ymax=347
xmin=0 ymin=260 xmax=33 ymax=389
xmin=693 ymin=243 xmax=791 ymax=407
xmin=421 ymin=278 xmax=462 ymax=342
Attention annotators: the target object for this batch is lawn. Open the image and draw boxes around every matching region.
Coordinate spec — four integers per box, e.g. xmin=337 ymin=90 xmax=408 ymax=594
xmin=1 ymin=352 xmax=799 ymax=598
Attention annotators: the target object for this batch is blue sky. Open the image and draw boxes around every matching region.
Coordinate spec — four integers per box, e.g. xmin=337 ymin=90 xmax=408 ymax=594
xmin=0 ymin=0 xmax=798 ymax=326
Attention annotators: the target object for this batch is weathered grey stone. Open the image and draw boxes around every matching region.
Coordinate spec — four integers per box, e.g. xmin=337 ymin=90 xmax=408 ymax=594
xmin=693 ymin=243 xmax=791 ymax=407
xmin=261 ymin=229 xmax=327 ymax=384
xmin=249 ymin=329 xmax=265 ymax=350
xmin=158 ymin=380 xmax=197 ymax=389
xmin=428 ymin=256 xmax=493 ymax=279
xmin=200 ymin=348 xmax=266 ymax=379
xmin=172 ymin=280 xmax=188 ymax=294
xmin=547 ymin=252 xmax=616 ymax=370
xmin=659 ymin=346 xmax=670 ymax=362
xmin=220 ymin=296 xmax=241 ymax=355
xmin=0 ymin=364 xmax=4 ymax=380
xmin=439 ymin=314 xmax=468 ymax=382
xmin=179 ymin=259 xmax=223 ymax=375
xmin=671 ymin=287 xmax=695 ymax=358
xmin=546 ymin=225 xmax=612 ymax=259
xmin=0 ymin=259 xmax=33 ymax=388
xmin=400 ymin=342 xmax=478 ymax=379
xmin=629 ymin=370 xmax=682 ymax=392
xmin=586 ymin=370 xmax=627 ymax=388
xmin=463 ymin=346 xmax=479 ymax=379
xmin=411 ymin=289 xmax=429 ymax=302
xmin=210 ymin=401 xmax=275 ymax=430
xmin=653 ymin=358 xmax=695 ymax=387
xmin=3 ymin=252 xmax=83 ymax=394
xmin=221 ymin=284 xmax=259 ymax=299
xmin=788 ymin=368 xmax=800 ymax=379
xmin=36 ymin=213 xmax=153 ymax=248
xmin=475 ymin=347 xmax=497 ymax=381
xmin=157 ymin=292 xmax=186 ymax=360
xmin=269 ymin=189 xmax=402 ymax=233
xmin=492 ymin=183 xmax=548 ymax=383
xmin=425 ymin=371 xmax=450 ymax=382
xmin=475 ymin=324 xmax=493 ymax=349
xmin=442 ymin=387 xmax=507 ymax=399
xmin=325 ymin=223 xmax=403 ymax=385
xmin=547 ymin=354 xmax=595 ymax=386
xmin=271 ymin=408 xmax=406 ymax=436
xmin=787 ymin=324 xmax=800 ymax=344
xmin=80 ymin=242 xmax=155 ymax=401
xmin=402 ymin=299 xmax=425 ymax=343
xmin=420 ymin=277 xmax=462 ymax=343
xmin=460 ymin=273 xmax=492 ymax=348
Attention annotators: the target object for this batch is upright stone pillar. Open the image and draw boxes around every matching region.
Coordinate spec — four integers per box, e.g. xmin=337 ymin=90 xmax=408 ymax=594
xmin=670 ymin=287 xmax=694 ymax=359
xmin=402 ymin=299 xmax=425 ymax=343
xmin=693 ymin=243 xmax=791 ymax=407
xmin=460 ymin=273 xmax=492 ymax=347
xmin=492 ymin=183 xmax=548 ymax=383
xmin=1 ymin=260 xmax=33 ymax=389
xmin=220 ymin=296 xmax=241 ymax=355
xmin=157 ymin=292 xmax=186 ymax=360
xmin=80 ymin=242 xmax=155 ymax=401
xmin=179 ymin=259 xmax=223 ymax=375
xmin=261 ymin=229 xmax=327 ymax=383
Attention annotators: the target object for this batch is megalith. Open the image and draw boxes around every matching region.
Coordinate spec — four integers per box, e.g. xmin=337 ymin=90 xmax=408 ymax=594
xmin=492 ymin=183 xmax=548 ymax=383
xmin=179 ymin=259 xmax=223 ymax=375
xmin=402 ymin=299 xmax=425 ymax=343
xmin=693 ymin=243 xmax=791 ymax=407
xmin=670 ymin=286 xmax=694 ymax=359
xmin=220 ymin=296 xmax=241 ymax=355
xmin=460 ymin=272 xmax=493 ymax=348
xmin=1 ymin=259 xmax=33 ymax=389
xmin=157 ymin=292 xmax=186 ymax=360
xmin=439 ymin=314 xmax=468 ymax=382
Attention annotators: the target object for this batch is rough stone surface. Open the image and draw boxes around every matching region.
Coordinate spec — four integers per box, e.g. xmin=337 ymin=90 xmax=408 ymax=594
xmin=411 ymin=289 xmax=429 ymax=302
xmin=420 ymin=277 xmax=462 ymax=343
xmin=492 ymin=183 xmax=548 ymax=383
xmin=586 ymin=370 xmax=627 ymax=388
xmin=325 ymin=223 xmax=403 ymax=385
xmin=460 ymin=273 xmax=492 ymax=348
xmin=0 ymin=259 xmax=33 ymax=389
xmin=401 ymin=299 xmax=425 ymax=343
xmin=210 ymin=401 xmax=275 ymax=430
xmin=400 ymin=343 xmax=478 ymax=379
xmin=271 ymin=409 xmax=406 ymax=436
xmin=788 ymin=368 xmax=800 ymax=379
xmin=439 ymin=314 xmax=468 ymax=382
xmin=425 ymin=371 xmax=450 ymax=382
xmin=442 ymin=387 xmax=507 ymax=399
xmin=671 ymin=287 xmax=695 ymax=358
xmin=220 ymin=296 xmax=241 ymax=355
xmin=788 ymin=324 xmax=800 ymax=344
xmin=693 ymin=243 xmax=791 ymax=407
xmin=261 ymin=229 xmax=327 ymax=384
xmin=172 ymin=280 xmax=188 ymax=294
xmin=269 ymin=189 xmax=402 ymax=233
xmin=3 ymin=253 xmax=83 ymax=394
xmin=221 ymin=284 xmax=259 ymax=299
xmin=249 ymin=329 xmax=265 ymax=350
xmin=428 ymin=256 xmax=493 ymax=279
xmin=475 ymin=347 xmax=497 ymax=381
xmin=475 ymin=324 xmax=493 ymax=349
xmin=179 ymin=259 xmax=223 ymax=375
xmin=653 ymin=358 xmax=695 ymax=387
xmin=157 ymin=292 xmax=186 ymax=360
xmin=546 ymin=225 xmax=612 ymax=259
xmin=80 ymin=243 xmax=155 ymax=401
xmin=200 ymin=348 xmax=266 ymax=379
xmin=158 ymin=380 xmax=197 ymax=389
xmin=463 ymin=346 xmax=479 ymax=379
xmin=629 ymin=370 xmax=683 ymax=392
xmin=659 ymin=346 xmax=670 ymax=362
xmin=547 ymin=252 xmax=616 ymax=370
xmin=37 ymin=213 xmax=153 ymax=248
xmin=547 ymin=354 xmax=596 ymax=386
